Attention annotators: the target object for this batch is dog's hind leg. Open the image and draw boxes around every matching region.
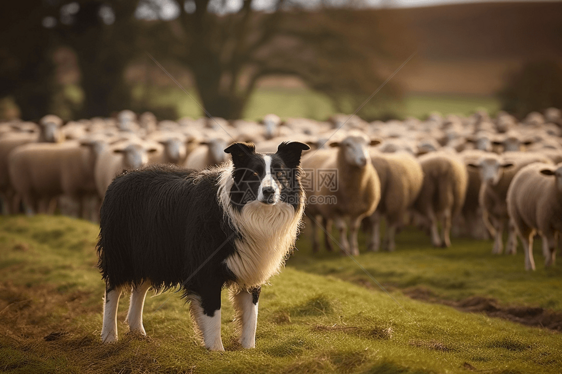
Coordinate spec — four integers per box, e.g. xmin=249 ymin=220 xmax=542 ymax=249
xmin=232 ymin=287 xmax=260 ymax=349
xmin=126 ymin=281 xmax=151 ymax=336
xmin=189 ymin=283 xmax=224 ymax=351
xmin=101 ymin=285 xmax=123 ymax=343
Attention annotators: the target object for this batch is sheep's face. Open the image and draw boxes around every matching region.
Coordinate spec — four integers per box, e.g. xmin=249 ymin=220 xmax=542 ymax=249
xmin=495 ymin=136 xmax=533 ymax=152
xmin=541 ymin=166 xmax=562 ymax=194
xmin=475 ymin=137 xmax=492 ymax=152
xmin=225 ymin=141 xmax=310 ymax=210
xmin=331 ymin=135 xmax=376 ymax=167
xmin=470 ymin=158 xmax=513 ymax=186
xmin=263 ymin=116 xmax=279 ymax=140
xmin=206 ymin=138 xmax=228 ymax=164
xmin=163 ymin=138 xmax=186 ymax=163
xmin=39 ymin=118 xmax=62 ymax=143
xmin=117 ymin=110 xmax=136 ymax=131
xmin=114 ymin=144 xmax=157 ymax=170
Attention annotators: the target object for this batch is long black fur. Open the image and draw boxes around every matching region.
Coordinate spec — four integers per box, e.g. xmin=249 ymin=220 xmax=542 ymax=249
xmin=97 ymin=165 xmax=237 ymax=311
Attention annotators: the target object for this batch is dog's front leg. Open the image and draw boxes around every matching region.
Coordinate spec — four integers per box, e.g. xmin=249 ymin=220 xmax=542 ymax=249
xmin=233 ymin=286 xmax=260 ymax=348
xmin=189 ymin=283 xmax=224 ymax=351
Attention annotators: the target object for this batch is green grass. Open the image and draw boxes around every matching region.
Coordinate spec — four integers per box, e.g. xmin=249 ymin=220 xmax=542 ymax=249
xmin=130 ymin=85 xmax=500 ymax=121
xmin=0 ymin=216 xmax=560 ymax=373
xmin=289 ymin=225 xmax=562 ymax=312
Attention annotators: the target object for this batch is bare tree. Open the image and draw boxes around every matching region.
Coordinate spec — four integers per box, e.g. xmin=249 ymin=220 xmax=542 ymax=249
xmin=151 ymin=0 xmax=408 ymax=119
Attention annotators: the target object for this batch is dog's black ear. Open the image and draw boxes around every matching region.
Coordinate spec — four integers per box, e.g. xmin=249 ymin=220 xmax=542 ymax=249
xmin=276 ymin=141 xmax=310 ymax=169
xmin=224 ymin=142 xmax=255 ymax=167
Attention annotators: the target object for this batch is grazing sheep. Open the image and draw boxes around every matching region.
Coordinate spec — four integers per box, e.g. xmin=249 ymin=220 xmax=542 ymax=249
xmin=302 ymin=132 xmax=381 ymax=255
xmin=95 ymin=141 xmax=161 ymax=198
xmin=468 ymin=153 xmax=552 ymax=254
xmin=365 ymin=150 xmax=423 ymax=251
xmin=413 ymin=152 xmax=468 ymax=248
xmin=184 ymin=138 xmax=229 ymax=170
xmin=507 ymin=163 xmax=562 ymax=270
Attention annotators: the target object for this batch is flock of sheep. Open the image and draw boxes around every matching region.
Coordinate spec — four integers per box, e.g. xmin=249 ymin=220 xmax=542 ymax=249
xmin=1 ymin=107 xmax=561 ymax=271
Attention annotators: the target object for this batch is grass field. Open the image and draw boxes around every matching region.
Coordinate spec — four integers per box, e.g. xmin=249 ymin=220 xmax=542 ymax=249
xmin=1 ymin=215 xmax=561 ymax=373
xmin=133 ymin=86 xmax=500 ymax=122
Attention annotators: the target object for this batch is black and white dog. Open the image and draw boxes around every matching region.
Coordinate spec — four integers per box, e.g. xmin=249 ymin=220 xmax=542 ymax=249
xmin=97 ymin=141 xmax=309 ymax=351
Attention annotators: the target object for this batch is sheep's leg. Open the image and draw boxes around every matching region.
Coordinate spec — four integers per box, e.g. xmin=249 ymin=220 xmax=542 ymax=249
xmin=310 ymin=215 xmax=320 ymax=253
xmin=232 ymin=287 xmax=260 ymax=349
xmin=384 ymin=221 xmax=397 ymax=252
xmin=506 ymin=220 xmax=517 ymax=255
xmin=349 ymin=217 xmax=361 ymax=256
xmin=101 ymin=285 xmax=123 ymax=343
xmin=521 ymin=231 xmax=536 ymax=271
xmin=367 ymin=212 xmax=381 ymax=252
xmin=543 ymin=232 xmax=557 ymax=268
xmin=335 ymin=217 xmax=350 ymax=255
xmin=126 ymin=281 xmax=151 ymax=335
xmin=324 ymin=218 xmax=334 ymax=252
xmin=428 ymin=209 xmax=441 ymax=247
xmin=492 ymin=218 xmax=504 ymax=255
xmin=441 ymin=208 xmax=452 ymax=248
xmin=189 ymin=283 xmax=224 ymax=351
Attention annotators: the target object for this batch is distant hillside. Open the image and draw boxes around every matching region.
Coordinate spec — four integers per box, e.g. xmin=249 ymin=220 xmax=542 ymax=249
xmin=382 ymin=1 xmax=562 ymax=94
xmin=395 ymin=1 xmax=562 ymax=61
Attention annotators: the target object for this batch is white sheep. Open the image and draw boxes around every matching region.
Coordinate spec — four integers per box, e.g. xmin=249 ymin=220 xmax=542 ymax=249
xmin=95 ymin=141 xmax=161 ymax=198
xmin=184 ymin=138 xmax=228 ymax=170
xmin=302 ymin=132 xmax=380 ymax=255
xmin=413 ymin=152 xmax=468 ymax=248
xmin=507 ymin=162 xmax=562 ymax=270
xmin=8 ymin=139 xmax=109 ymax=216
xmin=365 ymin=150 xmax=423 ymax=251
xmin=468 ymin=152 xmax=552 ymax=254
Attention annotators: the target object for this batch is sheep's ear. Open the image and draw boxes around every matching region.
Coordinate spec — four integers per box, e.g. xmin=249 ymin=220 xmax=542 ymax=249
xmin=465 ymin=137 xmax=475 ymax=143
xmin=198 ymin=140 xmax=209 ymax=146
xmin=522 ymin=140 xmax=533 ymax=146
xmin=276 ymin=141 xmax=310 ymax=169
xmin=370 ymin=138 xmax=382 ymax=146
xmin=113 ymin=148 xmax=125 ymax=154
xmin=147 ymin=148 xmax=159 ymax=153
xmin=329 ymin=141 xmax=340 ymax=148
xmin=467 ymin=163 xmax=480 ymax=169
xmin=224 ymin=142 xmax=255 ymax=167
xmin=501 ymin=162 xmax=514 ymax=168
xmin=540 ymin=169 xmax=555 ymax=176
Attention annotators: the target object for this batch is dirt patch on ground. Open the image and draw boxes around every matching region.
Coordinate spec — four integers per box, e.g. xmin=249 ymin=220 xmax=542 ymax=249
xmin=404 ymin=287 xmax=562 ymax=332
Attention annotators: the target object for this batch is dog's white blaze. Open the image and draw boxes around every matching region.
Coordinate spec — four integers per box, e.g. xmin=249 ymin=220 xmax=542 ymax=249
xmin=101 ymin=288 xmax=122 ymax=343
xmin=126 ymin=282 xmax=151 ymax=335
xmin=232 ymin=290 xmax=258 ymax=348
xmin=257 ymin=155 xmax=280 ymax=204
xmin=218 ymin=163 xmax=304 ymax=288
xmin=189 ymin=295 xmax=224 ymax=351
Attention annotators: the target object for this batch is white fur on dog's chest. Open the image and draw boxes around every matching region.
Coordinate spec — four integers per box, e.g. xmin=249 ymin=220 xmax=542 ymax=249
xmin=225 ymin=201 xmax=300 ymax=288
xmin=218 ymin=165 xmax=303 ymax=288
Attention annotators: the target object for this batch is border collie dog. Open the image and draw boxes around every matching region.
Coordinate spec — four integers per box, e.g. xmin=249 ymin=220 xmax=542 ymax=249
xmin=97 ymin=141 xmax=309 ymax=351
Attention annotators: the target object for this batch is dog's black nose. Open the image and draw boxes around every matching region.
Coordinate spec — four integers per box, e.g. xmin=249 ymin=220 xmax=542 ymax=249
xmin=262 ymin=186 xmax=275 ymax=197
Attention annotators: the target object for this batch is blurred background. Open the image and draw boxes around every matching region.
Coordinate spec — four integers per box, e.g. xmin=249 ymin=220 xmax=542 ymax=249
xmin=1 ymin=0 xmax=561 ymax=122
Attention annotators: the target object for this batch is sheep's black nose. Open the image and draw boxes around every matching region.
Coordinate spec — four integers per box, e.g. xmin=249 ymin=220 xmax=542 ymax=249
xmin=262 ymin=186 xmax=275 ymax=197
